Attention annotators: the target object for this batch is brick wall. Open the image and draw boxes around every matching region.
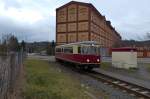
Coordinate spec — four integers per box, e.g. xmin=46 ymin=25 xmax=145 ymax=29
xmin=0 ymin=53 xmax=23 ymax=99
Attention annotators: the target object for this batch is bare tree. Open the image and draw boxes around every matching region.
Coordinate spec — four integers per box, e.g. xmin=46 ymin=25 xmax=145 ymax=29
xmin=0 ymin=34 xmax=20 ymax=55
xmin=146 ymin=32 xmax=150 ymax=40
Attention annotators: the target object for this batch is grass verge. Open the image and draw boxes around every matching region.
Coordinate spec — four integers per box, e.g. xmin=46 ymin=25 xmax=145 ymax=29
xmin=23 ymin=59 xmax=94 ymax=99
xmin=101 ymin=62 xmax=112 ymax=70
xmin=146 ymin=64 xmax=150 ymax=72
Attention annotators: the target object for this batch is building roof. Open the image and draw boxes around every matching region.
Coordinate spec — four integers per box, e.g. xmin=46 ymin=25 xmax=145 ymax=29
xmin=56 ymin=1 xmax=121 ymax=39
xmin=111 ymin=47 xmax=137 ymax=52
xmin=56 ymin=41 xmax=102 ymax=47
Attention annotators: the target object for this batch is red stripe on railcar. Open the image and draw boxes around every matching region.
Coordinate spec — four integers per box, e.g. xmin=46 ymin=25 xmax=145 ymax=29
xmin=55 ymin=53 xmax=100 ymax=64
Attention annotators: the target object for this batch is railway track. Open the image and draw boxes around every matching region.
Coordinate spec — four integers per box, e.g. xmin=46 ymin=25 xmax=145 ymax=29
xmin=60 ymin=62 xmax=150 ymax=98
xmin=83 ymin=70 xmax=150 ymax=99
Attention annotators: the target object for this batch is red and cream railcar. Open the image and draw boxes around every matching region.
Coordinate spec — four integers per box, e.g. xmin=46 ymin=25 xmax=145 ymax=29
xmin=55 ymin=41 xmax=101 ymax=70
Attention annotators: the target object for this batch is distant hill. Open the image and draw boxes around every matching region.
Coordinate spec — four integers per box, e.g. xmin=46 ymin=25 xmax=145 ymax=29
xmin=121 ymin=40 xmax=150 ymax=47
xmin=26 ymin=41 xmax=55 ymax=53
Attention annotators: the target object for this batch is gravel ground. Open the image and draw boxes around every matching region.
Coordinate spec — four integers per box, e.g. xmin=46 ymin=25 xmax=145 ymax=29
xmin=138 ymin=63 xmax=150 ymax=81
xmin=46 ymin=56 xmax=137 ymax=99
xmin=95 ymin=62 xmax=150 ymax=89
xmin=80 ymin=77 xmax=136 ymax=99
xmin=95 ymin=68 xmax=150 ymax=89
xmin=99 ymin=63 xmax=150 ymax=81
xmin=101 ymin=57 xmax=150 ymax=86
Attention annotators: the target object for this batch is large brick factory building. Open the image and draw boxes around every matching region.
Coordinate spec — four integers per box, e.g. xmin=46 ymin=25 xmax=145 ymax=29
xmin=56 ymin=1 xmax=121 ymax=48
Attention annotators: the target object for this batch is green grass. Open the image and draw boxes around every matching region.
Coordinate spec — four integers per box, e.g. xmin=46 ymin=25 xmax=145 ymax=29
xmin=148 ymin=67 xmax=150 ymax=72
xmin=100 ymin=62 xmax=112 ymax=70
xmin=146 ymin=64 xmax=150 ymax=72
xmin=23 ymin=59 xmax=93 ymax=99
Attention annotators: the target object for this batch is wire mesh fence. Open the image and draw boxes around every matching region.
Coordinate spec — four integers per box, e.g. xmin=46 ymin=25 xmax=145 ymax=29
xmin=0 ymin=52 xmax=25 ymax=99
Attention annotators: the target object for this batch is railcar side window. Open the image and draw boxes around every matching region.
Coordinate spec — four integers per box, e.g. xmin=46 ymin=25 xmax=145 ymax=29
xmin=64 ymin=47 xmax=73 ymax=53
xmin=56 ymin=48 xmax=61 ymax=52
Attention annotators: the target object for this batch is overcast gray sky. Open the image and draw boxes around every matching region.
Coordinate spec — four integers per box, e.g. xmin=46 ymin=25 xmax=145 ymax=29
xmin=0 ymin=0 xmax=150 ymax=42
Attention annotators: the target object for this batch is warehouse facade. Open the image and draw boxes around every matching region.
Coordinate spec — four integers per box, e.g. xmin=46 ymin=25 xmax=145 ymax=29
xmin=56 ymin=1 xmax=121 ymax=48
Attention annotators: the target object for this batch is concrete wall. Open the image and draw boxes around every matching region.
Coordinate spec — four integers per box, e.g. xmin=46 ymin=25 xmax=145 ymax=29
xmin=0 ymin=53 xmax=23 ymax=99
xmin=112 ymin=52 xmax=137 ymax=69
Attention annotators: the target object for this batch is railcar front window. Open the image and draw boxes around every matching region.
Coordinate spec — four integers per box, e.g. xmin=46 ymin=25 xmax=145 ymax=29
xmin=90 ymin=46 xmax=97 ymax=54
xmin=79 ymin=46 xmax=100 ymax=55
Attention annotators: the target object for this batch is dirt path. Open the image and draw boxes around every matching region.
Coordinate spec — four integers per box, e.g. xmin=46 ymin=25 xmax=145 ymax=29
xmin=7 ymin=65 xmax=25 ymax=99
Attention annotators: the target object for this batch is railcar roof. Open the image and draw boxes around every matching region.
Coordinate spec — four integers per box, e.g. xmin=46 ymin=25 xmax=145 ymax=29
xmin=56 ymin=41 xmax=101 ymax=47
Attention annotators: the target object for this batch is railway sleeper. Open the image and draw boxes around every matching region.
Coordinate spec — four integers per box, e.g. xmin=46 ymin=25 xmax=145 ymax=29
xmin=86 ymin=72 xmax=150 ymax=99
xmin=124 ymin=85 xmax=132 ymax=89
xmin=118 ymin=83 xmax=127 ymax=86
xmin=112 ymin=81 xmax=120 ymax=84
xmin=140 ymin=91 xmax=149 ymax=94
xmin=131 ymin=88 xmax=140 ymax=91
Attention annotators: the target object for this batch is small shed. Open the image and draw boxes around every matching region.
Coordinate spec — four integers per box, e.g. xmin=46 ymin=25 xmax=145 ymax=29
xmin=112 ymin=47 xmax=137 ymax=69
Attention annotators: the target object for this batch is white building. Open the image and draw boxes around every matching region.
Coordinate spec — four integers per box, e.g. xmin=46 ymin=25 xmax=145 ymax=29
xmin=112 ymin=48 xmax=137 ymax=69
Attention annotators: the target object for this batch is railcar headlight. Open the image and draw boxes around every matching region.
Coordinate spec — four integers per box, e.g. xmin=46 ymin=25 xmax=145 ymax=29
xmin=87 ymin=59 xmax=90 ymax=62
xmin=97 ymin=59 xmax=100 ymax=62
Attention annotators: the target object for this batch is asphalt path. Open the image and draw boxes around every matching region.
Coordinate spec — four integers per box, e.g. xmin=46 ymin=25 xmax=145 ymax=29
xmin=27 ymin=54 xmax=55 ymax=62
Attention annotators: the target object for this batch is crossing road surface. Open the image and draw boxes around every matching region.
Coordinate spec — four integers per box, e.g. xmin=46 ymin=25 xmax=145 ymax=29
xmin=27 ymin=53 xmax=55 ymax=62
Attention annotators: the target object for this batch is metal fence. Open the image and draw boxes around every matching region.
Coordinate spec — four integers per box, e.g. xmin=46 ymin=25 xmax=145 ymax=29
xmin=0 ymin=52 xmax=24 ymax=99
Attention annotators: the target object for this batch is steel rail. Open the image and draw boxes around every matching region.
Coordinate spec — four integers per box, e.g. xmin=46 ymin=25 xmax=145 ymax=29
xmin=83 ymin=71 xmax=150 ymax=99
xmin=59 ymin=62 xmax=150 ymax=98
